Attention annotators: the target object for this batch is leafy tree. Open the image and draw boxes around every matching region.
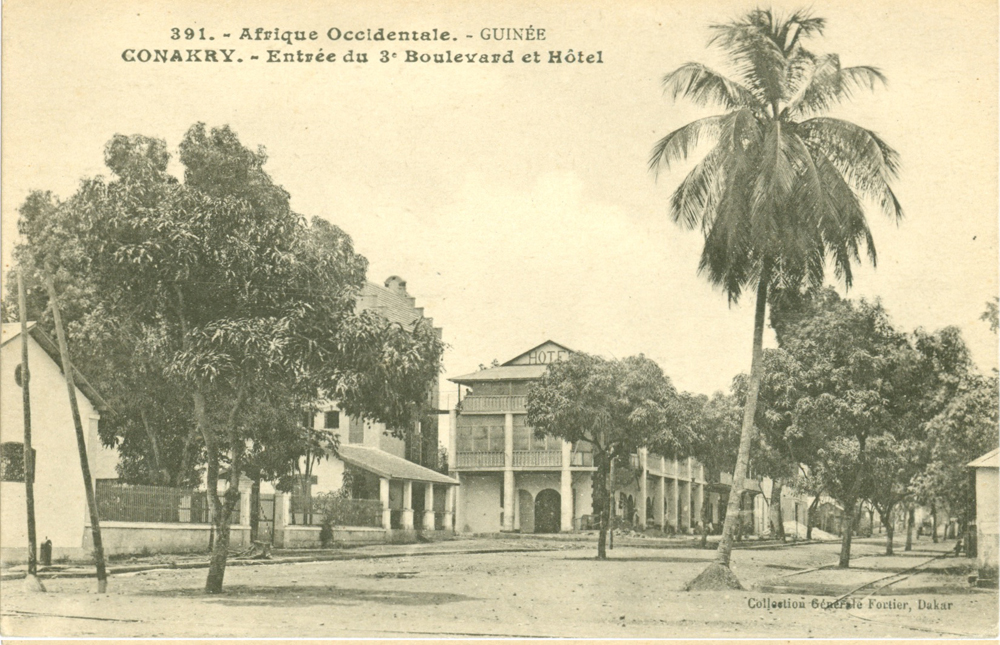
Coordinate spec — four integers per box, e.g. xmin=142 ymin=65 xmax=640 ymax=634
xmin=680 ymin=391 xmax=741 ymax=548
xmin=768 ymin=287 xmax=911 ymax=566
xmin=13 ymin=124 xmax=444 ymax=593
xmin=526 ymin=353 xmax=684 ymax=559
xmin=981 ymin=297 xmax=998 ymax=334
xmin=650 ymin=8 xmax=901 ymax=589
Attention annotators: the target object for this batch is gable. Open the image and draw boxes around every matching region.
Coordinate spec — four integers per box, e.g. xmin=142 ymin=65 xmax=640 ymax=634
xmin=503 ymin=341 xmax=574 ymax=366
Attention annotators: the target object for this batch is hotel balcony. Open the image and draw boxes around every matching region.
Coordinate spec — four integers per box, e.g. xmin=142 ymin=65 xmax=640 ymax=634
xmin=453 ymin=449 xmax=595 ymax=470
xmin=458 ymin=395 xmax=527 ymax=414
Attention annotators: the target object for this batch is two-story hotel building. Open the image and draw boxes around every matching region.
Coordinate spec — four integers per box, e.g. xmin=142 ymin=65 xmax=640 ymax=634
xmin=447 ymin=341 xmax=708 ymax=535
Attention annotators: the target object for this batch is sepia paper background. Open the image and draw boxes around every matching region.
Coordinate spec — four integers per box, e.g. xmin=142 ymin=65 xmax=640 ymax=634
xmin=2 ymin=0 xmax=998 ymax=639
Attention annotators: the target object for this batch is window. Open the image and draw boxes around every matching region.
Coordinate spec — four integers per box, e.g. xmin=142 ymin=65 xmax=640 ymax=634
xmin=349 ymin=416 xmax=365 ymax=444
xmin=0 ymin=442 xmax=34 ymax=483
xmin=324 ymin=411 xmax=340 ymax=429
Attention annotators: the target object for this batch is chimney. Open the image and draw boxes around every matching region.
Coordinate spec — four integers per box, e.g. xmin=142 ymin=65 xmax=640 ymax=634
xmin=384 ymin=275 xmax=408 ymax=297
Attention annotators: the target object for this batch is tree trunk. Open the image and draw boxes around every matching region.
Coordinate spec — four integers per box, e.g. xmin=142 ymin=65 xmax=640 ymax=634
xmin=46 ymin=276 xmax=108 ymax=592
xmin=594 ymin=452 xmax=609 ymax=559
xmin=713 ymin=270 xmax=769 ymax=569
xmin=837 ymin=500 xmax=857 ymax=568
xmin=806 ymin=495 xmax=820 ymax=540
xmin=770 ymin=478 xmax=785 ymax=542
xmin=905 ymin=506 xmax=915 ymax=552
xmin=139 ymin=408 xmax=165 ymax=484
xmin=17 ymin=271 xmax=43 ymax=591
xmin=883 ymin=507 xmax=895 ymax=555
xmin=175 ymin=423 xmax=202 ymax=488
xmin=250 ymin=475 xmax=261 ymax=542
xmin=931 ymin=503 xmax=938 ymax=544
xmin=204 ymin=390 xmax=246 ymax=594
xmin=701 ymin=492 xmax=711 ymax=549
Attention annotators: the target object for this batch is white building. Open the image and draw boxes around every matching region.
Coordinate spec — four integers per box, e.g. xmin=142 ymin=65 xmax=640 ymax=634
xmin=0 ymin=323 xmax=118 ymax=563
xmin=447 ymin=341 xmax=709 ymax=535
xmin=970 ymin=448 xmax=998 ymax=585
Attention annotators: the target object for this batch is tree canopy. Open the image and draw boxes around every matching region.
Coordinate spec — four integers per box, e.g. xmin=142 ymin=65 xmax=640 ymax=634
xmin=10 ymin=123 xmax=445 ymax=593
xmin=526 ymin=352 xmax=684 ymax=559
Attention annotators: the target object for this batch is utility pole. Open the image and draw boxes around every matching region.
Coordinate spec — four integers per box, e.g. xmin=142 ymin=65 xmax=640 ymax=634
xmin=17 ymin=270 xmax=44 ymax=592
xmin=45 ymin=275 xmax=108 ymax=592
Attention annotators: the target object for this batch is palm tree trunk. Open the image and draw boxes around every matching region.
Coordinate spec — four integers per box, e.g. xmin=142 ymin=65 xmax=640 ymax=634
xmin=46 ymin=276 xmax=108 ymax=593
xmin=715 ymin=268 xmax=769 ymax=568
xmin=17 ymin=271 xmax=43 ymax=591
xmin=686 ymin=269 xmax=769 ymax=591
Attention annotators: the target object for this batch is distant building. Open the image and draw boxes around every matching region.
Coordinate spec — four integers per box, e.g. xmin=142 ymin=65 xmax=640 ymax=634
xmin=447 ymin=341 xmax=710 ymax=534
xmin=272 ymin=276 xmax=457 ymax=547
xmin=969 ymin=448 xmax=998 ymax=585
xmin=0 ymin=323 xmax=118 ymax=563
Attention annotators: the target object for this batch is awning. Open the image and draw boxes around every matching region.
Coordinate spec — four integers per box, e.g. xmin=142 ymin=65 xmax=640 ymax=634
xmin=337 ymin=445 xmax=459 ymax=485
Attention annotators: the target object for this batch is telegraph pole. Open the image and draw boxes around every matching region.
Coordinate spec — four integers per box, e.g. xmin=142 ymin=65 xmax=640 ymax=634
xmin=17 ymin=270 xmax=44 ymax=592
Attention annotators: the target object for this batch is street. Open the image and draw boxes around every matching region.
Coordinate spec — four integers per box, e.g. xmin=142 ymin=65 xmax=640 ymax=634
xmin=1 ymin=535 xmax=995 ymax=638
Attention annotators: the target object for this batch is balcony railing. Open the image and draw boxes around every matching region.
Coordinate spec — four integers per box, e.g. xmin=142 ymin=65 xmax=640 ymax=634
xmin=455 ymin=451 xmax=505 ymax=468
xmin=512 ymin=450 xmax=561 ymax=467
xmin=459 ymin=395 xmax=527 ymax=414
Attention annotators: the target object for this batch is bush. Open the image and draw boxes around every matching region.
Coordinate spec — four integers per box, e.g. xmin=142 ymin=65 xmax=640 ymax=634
xmin=314 ymin=490 xmax=383 ymax=531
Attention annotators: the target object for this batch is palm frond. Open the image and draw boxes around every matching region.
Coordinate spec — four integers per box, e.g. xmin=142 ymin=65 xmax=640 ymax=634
xmin=789 ymin=55 xmax=888 ymax=117
xmin=669 ymin=146 xmax=725 ymax=230
xmin=661 ymin=63 xmax=761 ymax=111
xmin=649 ymin=114 xmax=726 ymax=176
xmin=799 ymin=118 xmax=903 ymax=222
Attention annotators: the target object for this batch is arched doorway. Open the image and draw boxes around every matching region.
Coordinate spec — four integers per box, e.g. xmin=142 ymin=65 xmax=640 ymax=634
xmin=534 ymin=489 xmax=561 ymax=533
xmin=517 ymin=490 xmax=535 ymax=533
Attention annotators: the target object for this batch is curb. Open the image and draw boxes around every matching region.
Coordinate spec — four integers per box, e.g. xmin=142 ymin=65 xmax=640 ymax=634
xmin=0 ymin=545 xmax=561 ymax=581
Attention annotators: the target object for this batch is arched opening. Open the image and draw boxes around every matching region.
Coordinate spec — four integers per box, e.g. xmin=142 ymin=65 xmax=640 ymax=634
xmin=534 ymin=489 xmax=561 ymax=533
xmin=517 ymin=490 xmax=534 ymax=533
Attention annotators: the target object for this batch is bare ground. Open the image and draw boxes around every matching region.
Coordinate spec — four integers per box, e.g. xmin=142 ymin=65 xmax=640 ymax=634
xmin=1 ymin=536 xmax=995 ymax=638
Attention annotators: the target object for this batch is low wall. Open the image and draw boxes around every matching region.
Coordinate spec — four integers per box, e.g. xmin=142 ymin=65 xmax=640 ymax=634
xmin=281 ymin=526 xmax=453 ymax=548
xmin=84 ymin=522 xmax=252 ymax=556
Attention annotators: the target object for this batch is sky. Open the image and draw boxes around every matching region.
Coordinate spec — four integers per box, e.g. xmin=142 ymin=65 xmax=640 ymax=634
xmin=2 ymin=0 xmax=997 ymax=409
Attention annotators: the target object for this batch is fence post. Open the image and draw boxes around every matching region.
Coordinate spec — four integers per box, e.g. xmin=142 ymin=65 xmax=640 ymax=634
xmin=273 ymin=492 xmax=288 ymax=548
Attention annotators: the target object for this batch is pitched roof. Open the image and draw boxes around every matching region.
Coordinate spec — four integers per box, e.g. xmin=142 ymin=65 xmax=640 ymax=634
xmin=337 ymin=444 xmax=458 ymax=485
xmin=502 ymin=340 xmax=574 ymax=366
xmin=969 ymin=448 xmax=999 ymax=469
xmin=450 ymin=340 xmax=575 ymax=384
xmin=1 ymin=322 xmax=110 ymax=411
xmin=449 ymin=364 xmax=549 ymax=384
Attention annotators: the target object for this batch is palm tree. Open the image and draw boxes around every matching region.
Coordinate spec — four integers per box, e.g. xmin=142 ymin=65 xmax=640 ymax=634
xmin=650 ymin=9 xmax=902 ymax=589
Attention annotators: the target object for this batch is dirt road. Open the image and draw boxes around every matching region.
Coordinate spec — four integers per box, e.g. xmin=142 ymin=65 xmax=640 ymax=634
xmin=1 ymin=536 xmax=995 ymax=637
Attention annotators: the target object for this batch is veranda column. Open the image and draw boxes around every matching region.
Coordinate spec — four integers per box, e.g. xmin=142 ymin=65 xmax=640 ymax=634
xmin=672 ymin=458 xmax=680 ymax=531
xmin=687 ymin=457 xmax=695 ymax=533
xmin=503 ymin=412 xmax=515 ymax=531
xmin=423 ymin=483 xmax=435 ymax=530
xmin=654 ymin=462 xmax=665 ymax=531
xmin=444 ymin=485 xmax=455 ymax=532
xmin=452 ymin=476 xmax=463 ymax=533
xmin=638 ymin=449 xmax=648 ymax=528
xmin=402 ymin=481 xmax=414 ymax=529
xmin=448 ymin=409 xmax=458 ymax=473
xmin=380 ymin=477 xmax=392 ymax=530
xmin=560 ymin=440 xmax=573 ymax=531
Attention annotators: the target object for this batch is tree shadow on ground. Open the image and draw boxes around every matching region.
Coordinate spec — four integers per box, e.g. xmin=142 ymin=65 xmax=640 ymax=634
xmin=563 ymin=555 xmax=712 ymax=563
xmin=142 ymin=585 xmax=474 ymax=607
